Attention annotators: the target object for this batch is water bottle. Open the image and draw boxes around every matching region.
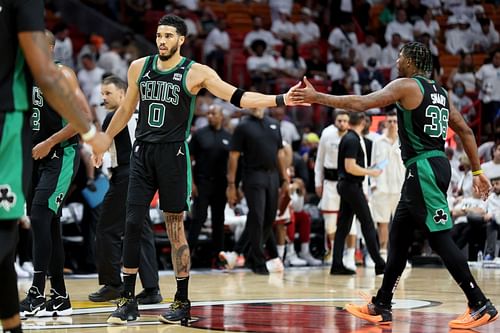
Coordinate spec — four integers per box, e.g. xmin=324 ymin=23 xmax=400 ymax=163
xmin=477 ymin=251 xmax=483 ymax=268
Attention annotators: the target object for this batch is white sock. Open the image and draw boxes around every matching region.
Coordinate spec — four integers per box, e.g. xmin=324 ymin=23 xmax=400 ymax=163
xmin=277 ymin=245 xmax=285 ymax=260
xmin=286 ymin=243 xmax=296 ymax=256
xmin=346 ymin=247 xmax=355 ymax=259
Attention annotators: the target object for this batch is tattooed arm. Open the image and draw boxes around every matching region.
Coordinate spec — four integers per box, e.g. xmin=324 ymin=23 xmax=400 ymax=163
xmin=290 ymin=77 xmax=414 ymax=112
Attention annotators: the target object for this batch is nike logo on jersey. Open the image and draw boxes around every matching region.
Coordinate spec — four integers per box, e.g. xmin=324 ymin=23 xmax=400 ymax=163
xmin=176 ymin=146 xmax=184 ymax=156
xmin=143 ymin=71 xmax=151 ymax=79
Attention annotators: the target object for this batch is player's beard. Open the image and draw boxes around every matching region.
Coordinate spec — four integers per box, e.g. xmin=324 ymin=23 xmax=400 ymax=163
xmin=158 ymin=44 xmax=178 ymax=61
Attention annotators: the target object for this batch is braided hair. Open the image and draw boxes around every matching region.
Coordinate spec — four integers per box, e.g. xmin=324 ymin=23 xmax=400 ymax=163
xmin=400 ymin=42 xmax=433 ymax=78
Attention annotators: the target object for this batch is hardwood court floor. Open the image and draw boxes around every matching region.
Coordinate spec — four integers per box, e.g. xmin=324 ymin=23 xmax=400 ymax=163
xmin=18 ymin=265 xmax=500 ymax=332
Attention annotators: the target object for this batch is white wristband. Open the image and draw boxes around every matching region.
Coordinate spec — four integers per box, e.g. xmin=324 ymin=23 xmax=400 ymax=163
xmin=81 ymin=123 xmax=96 ymax=142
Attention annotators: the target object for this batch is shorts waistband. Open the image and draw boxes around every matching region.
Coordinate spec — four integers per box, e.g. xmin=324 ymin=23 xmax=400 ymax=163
xmin=404 ymin=150 xmax=447 ymax=168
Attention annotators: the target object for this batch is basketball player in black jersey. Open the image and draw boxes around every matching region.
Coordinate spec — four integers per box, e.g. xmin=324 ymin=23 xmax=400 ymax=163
xmin=19 ymin=30 xmax=83 ymax=318
xmin=290 ymin=42 xmax=498 ymax=330
xmin=1 ymin=2 xmax=107 ymax=332
xmin=91 ymin=15 xmax=302 ymax=325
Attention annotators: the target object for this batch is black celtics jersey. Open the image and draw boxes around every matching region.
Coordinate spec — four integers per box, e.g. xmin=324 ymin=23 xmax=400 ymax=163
xmin=31 ymin=66 xmax=77 ymax=147
xmin=397 ymin=75 xmax=449 ymax=162
xmin=0 ymin=0 xmax=45 ymax=112
xmin=136 ymin=55 xmax=196 ymax=143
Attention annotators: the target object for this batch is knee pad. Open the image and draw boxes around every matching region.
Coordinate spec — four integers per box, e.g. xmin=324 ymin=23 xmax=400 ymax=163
xmin=324 ymin=214 xmax=337 ymax=234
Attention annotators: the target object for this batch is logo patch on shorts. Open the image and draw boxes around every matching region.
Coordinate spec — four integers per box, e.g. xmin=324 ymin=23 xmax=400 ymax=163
xmin=55 ymin=193 xmax=65 ymax=207
xmin=433 ymin=209 xmax=448 ymax=224
xmin=0 ymin=185 xmax=17 ymax=211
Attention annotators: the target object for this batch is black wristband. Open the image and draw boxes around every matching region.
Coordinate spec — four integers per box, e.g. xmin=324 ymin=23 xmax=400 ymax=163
xmin=275 ymin=94 xmax=286 ymax=107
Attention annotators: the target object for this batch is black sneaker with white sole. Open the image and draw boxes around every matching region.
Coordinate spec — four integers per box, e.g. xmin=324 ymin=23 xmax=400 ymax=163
xmin=159 ymin=299 xmax=191 ymax=325
xmin=136 ymin=288 xmax=163 ymax=304
xmin=20 ymin=286 xmax=46 ymax=317
xmin=107 ymin=297 xmax=140 ymax=324
xmin=39 ymin=289 xmax=72 ymax=317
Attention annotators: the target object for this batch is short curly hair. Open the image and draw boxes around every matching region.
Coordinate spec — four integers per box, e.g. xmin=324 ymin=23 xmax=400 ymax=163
xmin=401 ymin=42 xmax=433 ymax=78
xmin=158 ymin=15 xmax=187 ymax=37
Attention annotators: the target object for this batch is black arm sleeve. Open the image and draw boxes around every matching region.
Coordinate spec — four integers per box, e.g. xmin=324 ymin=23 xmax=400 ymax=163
xmin=15 ymin=0 xmax=45 ymax=32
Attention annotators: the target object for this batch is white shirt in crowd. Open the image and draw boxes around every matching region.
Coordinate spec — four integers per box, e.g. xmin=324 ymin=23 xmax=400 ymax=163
xmin=244 ymin=29 xmax=282 ymax=53
xmin=414 ymin=19 xmax=440 ymax=40
xmin=328 ymin=27 xmax=358 ymax=58
xmin=476 ymin=63 xmax=500 ymax=103
xmin=246 ymin=54 xmax=278 ymax=73
xmin=203 ymin=27 xmax=230 ymax=57
xmin=356 ymin=42 xmax=382 ymax=68
xmin=54 ymin=37 xmax=74 ymax=68
xmin=385 ymin=21 xmax=414 ymax=44
xmin=481 ymin=160 xmax=500 ymax=180
xmin=314 ymin=125 xmax=343 ymax=187
xmin=98 ymin=51 xmax=128 ymax=81
xmin=294 ymin=20 xmax=320 ymax=45
xmin=370 ymin=134 xmax=405 ymax=194
xmin=77 ymin=66 xmax=105 ymax=100
xmin=454 ymin=197 xmax=487 ymax=224
xmin=487 ymin=192 xmax=500 ymax=224
xmin=271 ymin=18 xmax=296 ymax=39
xmin=445 ymin=27 xmax=473 ymax=55
xmin=279 ymin=120 xmax=300 ymax=146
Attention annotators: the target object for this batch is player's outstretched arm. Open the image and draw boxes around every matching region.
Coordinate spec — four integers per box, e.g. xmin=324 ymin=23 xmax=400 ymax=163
xmin=290 ymin=77 xmax=409 ymax=111
xmin=190 ymin=64 xmax=304 ymax=108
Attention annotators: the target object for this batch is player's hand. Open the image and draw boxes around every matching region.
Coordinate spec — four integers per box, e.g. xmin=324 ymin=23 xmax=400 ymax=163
xmin=226 ymin=184 xmax=238 ymax=207
xmin=473 ymin=173 xmax=491 ymax=200
xmin=91 ymin=153 xmax=103 ymax=167
xmin=32 ymin=140 xmax=53 ymax=160
xmin=369 ymin=168 xmax=383 ymax=177
xmin=284 ymin=81 xmax=311 ymax=106
xmin=315 ymin=185 xmax=323 ymax=197
xmin=289 ymin=77 xmax=318 ymax=105
xmin=86 ymin=132 xmax=112 ymax=155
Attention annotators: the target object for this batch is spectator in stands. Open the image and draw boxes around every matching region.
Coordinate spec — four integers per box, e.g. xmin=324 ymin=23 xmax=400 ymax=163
xmin=328 ymin=58 xmax=360 ymax=96
xmin=77 ymin=34 xmax=109 ymax=69
xmin=380 ymin=33 xmax=403 ymax=81
xmin=413 ymin=8 xmax=440 ymax=42
xmin=328 ymin=17 xmax=358 ymax=60
xmin=271 ymin=9 xmax=296 ymax=44
xmin=175 ymin=0 xmax=198 ymax=11
xmin=269 ymin=0 xmax=293 ymax=22
xmin=97 ymin=41 xmax=128 ymax=81
xmin=417 ymin=33 xmax=440 ymax=81
xmin=385 ymin=8 xmax=414 ymax=44
xmin=476 ymin=49 xmax=500 ymax=139
xmin=77 ymin=54 xmax=105 ymax=100
xmin=271 ymin=107 xmax=301 ymax=148
xmin=482 ymin=143 xmax=500 ymax=181
xmin=358 ymin=58 xmax=385 ymax=96
xmin=484 ymin=178 xmax=500 ymax=260
xmin=406 ymin=0 xmax=429 ymax=24
xmin=277 ymin=43 xmax=307 ymax=85
xmin=353 ymin=0 xmax=372 ymax=33
xmin=452 ymin=0 xmax=477 ymax=21
xmin=444 ymin=0 xmax=468 ymax=17
xmin=457 ymin=154 xmax=474 ymax=199
xmin=355 ymin=32 xmax=382 ymax=69
xmin=244 ymin=16 xmax=281 ymax=56
xmin=379 ymin=0 xmax=404 ymax=29
xmin=305 ymin=48 xmax=328 ymax=80
xmin=472 ymin=18 xmax=500 ymax=54
xmin=123 ymin=0 xmax=152 ymax=33
xmin=52 ymin=22 xmax=73 ymax=68
xmin=203 ymin=19 xmax=230 ymax=80
xmin=470 ymin=5 xmax=495 ymax=34
xmin=451 ymin=81 xmax=476 ymax=124
xmin=421 ymin=0 xmax=442 ymax=16
xmin=445 ymin=16 xmax=474 ymax=55
xmin=447 ymin=52 xmax=477 ymax=93
xmin=247 ymin=39 xmax=278 ymax=94
xmin=294 ymin=7 xmax=320 ymax=46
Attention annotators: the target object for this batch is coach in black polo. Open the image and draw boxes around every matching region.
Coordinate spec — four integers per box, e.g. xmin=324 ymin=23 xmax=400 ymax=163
xmin=226 ymin=107 xmax=288 ymax=274
xmin=332 ymin=112 xmax=386 ymax=275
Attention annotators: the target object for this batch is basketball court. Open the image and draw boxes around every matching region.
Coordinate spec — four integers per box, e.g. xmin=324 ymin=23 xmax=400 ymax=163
xmin=17 ymin=265 xmax=500 ymax=332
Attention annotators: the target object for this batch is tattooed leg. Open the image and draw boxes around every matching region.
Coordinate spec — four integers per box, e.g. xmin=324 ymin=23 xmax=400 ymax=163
xmin=165 ymin=212 xmax=190 ymax=277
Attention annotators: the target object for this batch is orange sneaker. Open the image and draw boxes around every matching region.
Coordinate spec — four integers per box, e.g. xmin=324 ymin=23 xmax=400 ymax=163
xmin=449 ymin=300 xmax=498 ymax=329
xmin=345 ymin=297 xmax=392 ymax=325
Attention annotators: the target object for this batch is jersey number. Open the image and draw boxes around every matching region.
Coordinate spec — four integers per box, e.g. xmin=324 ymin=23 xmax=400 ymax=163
xmin=32 ymin=108 xmax=41 ymax=131
xmin=424 ymin=105 xmax=448 ymax=140
xmin=148 ymin=103 xmax=165 ymax=128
